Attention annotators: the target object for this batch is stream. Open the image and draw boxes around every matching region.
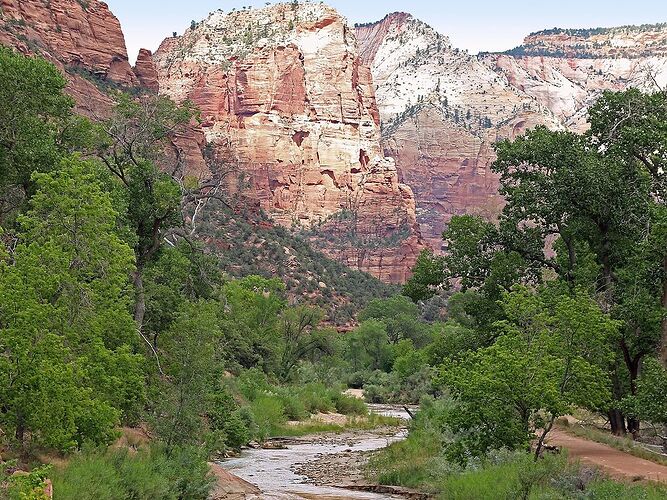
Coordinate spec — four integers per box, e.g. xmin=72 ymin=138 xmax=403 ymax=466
xmin=219 ymin=404 xmax=412 ymax=499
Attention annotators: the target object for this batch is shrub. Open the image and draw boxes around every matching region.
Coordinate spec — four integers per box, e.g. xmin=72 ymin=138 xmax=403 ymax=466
xmin=51 ymin=446 xmax=213 ymax=500
xmin=347 ymin=370 xmax=370 ymax=388
xmin=277 ymin=392 xmax=308 ymax=421
xmin=297 ymin=383 xmax=335 ymax=414
xmin=3 ymin=464 xmax=52 ymax=500
xmin=250 ymin=395 xmax=286 ymax=439
xmin=364 ymin=384 xmax=391 ymax=404
xmin=223 ymin=410 xmax=251 ymax=449
xmin=332 ymin=393 xmax=367 ymax=416
xmin=237 ymin=368 xmax=272 ymax=400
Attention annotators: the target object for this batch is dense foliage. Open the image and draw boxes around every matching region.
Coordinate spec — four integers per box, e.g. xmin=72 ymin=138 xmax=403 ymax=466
xmin=0 ymin=48 xmax=397 ymax=498
xmin=405 ymin=89 xmax=667 ymax=443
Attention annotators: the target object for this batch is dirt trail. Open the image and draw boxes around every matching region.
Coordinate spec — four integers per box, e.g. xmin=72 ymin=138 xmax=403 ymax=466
xmin=548 ymin=429 xmax=667 ymax=483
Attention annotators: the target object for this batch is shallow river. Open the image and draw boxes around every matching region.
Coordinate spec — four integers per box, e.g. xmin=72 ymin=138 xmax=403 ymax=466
xmin=220 ymin=405 xmax=412 ymax=499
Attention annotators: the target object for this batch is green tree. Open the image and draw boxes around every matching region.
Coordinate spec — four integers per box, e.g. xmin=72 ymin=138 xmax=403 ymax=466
xmin=441 ymin=286 xmax=616 ymax=463
xmin=623 ymin=357 xmax=667 ymax=438
xmin=0 ymin=47 xmax=93 ymax=224
xmin=420 ymin=118 xmax=658 ymax=435
xmin=150 ymin=300 xmax=221 ymax=452
xmin=589 ymin=89 xmax=667 ymax=367
xmin=218 ymin=276 xmax=286 ymax=371
xmin=95 ymin=93 xmax=199 ymax=330
xmin=402 ymin=250 xmax=445 ymax=303
xmin=346 ymin=320 xmax=393 ymax=372
xmin=0 ymin=158 xmax=142 ymax=450
xmin=143 ymin=242 xmax=221 ymax=349
xmin=278 ymin=305 xmax=333 ymax=381
xmin=359 ymin=295 xmax=432 ymax=347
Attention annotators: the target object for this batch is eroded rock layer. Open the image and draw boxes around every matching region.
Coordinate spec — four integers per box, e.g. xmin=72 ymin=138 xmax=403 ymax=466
xmin=356 ymin=13 xmax=562 ymax=248
xmin=0 ymin=0 xmax=140 ymax=117
xmin=154 ymin=4 xmax=425 ymax=282
xmin=356 ymin=15 xmax=667 ymax=249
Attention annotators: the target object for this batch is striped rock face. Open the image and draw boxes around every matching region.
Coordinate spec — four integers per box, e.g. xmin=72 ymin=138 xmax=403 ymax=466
xmin=356 ymin=14 xmax=667 ymax=250
xmin=154 ymin=4 xmax=425 ymax=283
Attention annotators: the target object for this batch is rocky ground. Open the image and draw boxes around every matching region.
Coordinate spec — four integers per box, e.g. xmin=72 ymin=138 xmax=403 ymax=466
xmin=292 ymin=435 xmax=379 ymax=487
xmin=290 ymin=428 xmax=429 ymax=499
xmin=209 ymin=424 xmax=427 ymax=499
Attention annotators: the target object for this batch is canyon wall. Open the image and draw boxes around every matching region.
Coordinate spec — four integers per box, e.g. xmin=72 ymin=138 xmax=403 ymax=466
xmin=4 ymin=1 xmax=667 ymax=281
xmin=0 ymin=0 xmax=137 ymax=117
xmin=356 ymin=15 xmax=667 ymax=249
xmin=0 ymin=0 xmax=209 ymax=196
xmin=153 ymin=4 xmax=425 ymax=282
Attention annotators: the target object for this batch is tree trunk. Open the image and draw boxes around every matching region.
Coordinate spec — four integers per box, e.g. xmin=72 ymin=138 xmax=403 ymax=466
xmin=627 ymin=416 xmax=640 ymax=438
xmin=609 ymin=409 xmax=627 ymax=436
xmin=15 ymin=414 xmax=24 ymax=446
xmin=620 ymin=340 xmax=642 ymax=438
xmin=534 ymin=414 xmax=556 ymax=461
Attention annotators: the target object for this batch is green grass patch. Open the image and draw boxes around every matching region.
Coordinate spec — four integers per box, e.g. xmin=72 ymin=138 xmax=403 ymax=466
xmin=369 ymin=427 xmax=443 ymax=490
xmin=271 ymin=413 xmax=402 ymax=438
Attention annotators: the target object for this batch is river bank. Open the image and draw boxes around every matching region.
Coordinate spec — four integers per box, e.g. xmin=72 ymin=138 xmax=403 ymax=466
xmin=213 ymin=405 xmax=419 ymax=499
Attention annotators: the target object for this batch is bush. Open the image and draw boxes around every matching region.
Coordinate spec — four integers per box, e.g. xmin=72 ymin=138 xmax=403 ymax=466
xmin=438 ymin=452 xmax=567 ymax=499
xmin=51 ymin=446 xmax=213 ymax=500
xmin=347 ymin=370 xmax=370 ymax=389
xmin=584 ymin=480 xmax=667 ymax=499
xmin=2 ymin=464 xmax=52 ymax=500
xmin=332 ymin=393 xmax=367 ymax=416
xmin=297 ymin=383 xmax=336 ymax=414
xmin=237 ymin=368 xmax=271 ymax=401
xmin=277 ymin=391 xmax=308 ymax=421
xmin=223 ymin=410 xmax=251 ymax=449
xmin=250 ymin=395 xmax=286 ymax=439
xmin=364 ymin=384 xmax=391 ymax=404
xmin=234 ymin=406 xmax=258 ymax=442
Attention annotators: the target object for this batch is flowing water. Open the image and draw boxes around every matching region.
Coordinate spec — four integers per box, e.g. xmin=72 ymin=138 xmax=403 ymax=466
xmin=219 ymin=405 xmax=412 ymax=499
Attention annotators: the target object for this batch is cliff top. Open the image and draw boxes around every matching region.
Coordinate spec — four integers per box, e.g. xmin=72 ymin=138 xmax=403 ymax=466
xmin=155 ymin=1 xmax=351 ymax=67
xmin=501 ymin=22 xmax=667 ymax=58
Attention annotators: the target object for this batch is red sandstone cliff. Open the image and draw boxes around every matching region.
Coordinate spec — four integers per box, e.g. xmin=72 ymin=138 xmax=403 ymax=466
xmin=0 ymin=0 xmax=208 ymax=178
xmin=0 ymin=0 xmax=139 ymax=117
xmin=134 ymin=48 xmax=159 ymax=92
xmin=154 ymin=4 xmax=425 ymax=282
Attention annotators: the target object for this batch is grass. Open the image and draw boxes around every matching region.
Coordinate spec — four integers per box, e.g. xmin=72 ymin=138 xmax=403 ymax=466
xmin=558 ymin=420 xmax=667 ymax=467
xmin=371 ymin=441 xmax=667 ymax=500
xmin=49 ymin=446 xmax=213 ymax=500
xmin=371 ymin=437 xmax=441 ymax=490
xmin=271 ymin=413 xmax=402 ymax=438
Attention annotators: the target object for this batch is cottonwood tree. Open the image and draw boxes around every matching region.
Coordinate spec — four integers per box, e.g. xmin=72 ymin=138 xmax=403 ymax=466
xmin=0 ymin=46 xmax=94 ymax=224
xmin=278 ymin=306 xmax=333 ymax=381
xmin=442 ymin=286 xmax=616 ymax=463
xmin=94 ymin=92 xmax=240 ymax=374
xmin=589 ymin=89 xmax=667 ymax=367
xmin=218 ymin=276 xmax=286 ymax=371
xmin=0 ymin=158 xmax=143 ymax=451
xmin=408 ymin=116 xmax=661 ymax=435
xmin=359 ymin=295 xmax=433 ymax=347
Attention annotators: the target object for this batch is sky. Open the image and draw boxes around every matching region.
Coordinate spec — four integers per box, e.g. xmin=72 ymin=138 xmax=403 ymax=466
xmin=106 ymin=0 xmax=667 ymax=63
